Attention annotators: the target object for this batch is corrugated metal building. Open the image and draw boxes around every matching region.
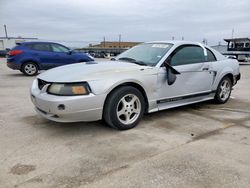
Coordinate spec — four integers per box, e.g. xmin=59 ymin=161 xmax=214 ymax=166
xmin=0 ymin=36 xmax=38 ymax=51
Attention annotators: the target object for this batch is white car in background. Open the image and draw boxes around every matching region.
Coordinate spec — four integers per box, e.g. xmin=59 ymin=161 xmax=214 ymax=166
xmin=31 ymin=41 xmax=240 ymax=130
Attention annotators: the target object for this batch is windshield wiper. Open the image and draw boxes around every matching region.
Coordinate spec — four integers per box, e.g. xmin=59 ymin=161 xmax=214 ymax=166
xmin=118 ymin=57 xmax=148 ymax=66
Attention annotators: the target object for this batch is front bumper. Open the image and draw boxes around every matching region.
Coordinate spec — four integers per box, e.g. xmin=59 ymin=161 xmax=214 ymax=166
xmin=31 ymin=79 xmax=106 ymax=122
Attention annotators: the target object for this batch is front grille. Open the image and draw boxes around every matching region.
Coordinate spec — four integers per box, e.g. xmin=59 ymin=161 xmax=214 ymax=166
xmin=38 ymin=79 xmax=50 ymax=90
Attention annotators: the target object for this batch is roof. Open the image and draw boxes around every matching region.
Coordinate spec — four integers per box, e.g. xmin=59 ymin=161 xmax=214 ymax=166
xmin=224 ymin=38 xmax=250 ymax=42
xmin=0 ymin=37 xmax=38 ymax=40
xmin=145 ymin=40 xmax=208 ymax=46
xmin=15 ymin=41 xmax=64 ymax=45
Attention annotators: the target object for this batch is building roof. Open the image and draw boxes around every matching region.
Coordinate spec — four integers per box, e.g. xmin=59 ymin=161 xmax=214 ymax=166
xmin=0 ymin=37 xmax=38 ymax=40
xmin=224 ymin=38 xmax=250 ymax=42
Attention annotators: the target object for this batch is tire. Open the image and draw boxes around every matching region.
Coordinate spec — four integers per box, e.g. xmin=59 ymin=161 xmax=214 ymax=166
xmin=103 ymin=86 xmax=145 ymax=130
xmin=21 ymin=62 xmax=38 ymax=76
xmin=214 ymin=76 xmax=232 ymax=104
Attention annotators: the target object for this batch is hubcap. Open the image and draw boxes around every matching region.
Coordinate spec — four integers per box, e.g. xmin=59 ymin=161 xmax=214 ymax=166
xmin=219 ymin=80 xmax=231 ymax=101
xmin=116 ymin=94 xmax=141 ymax=125
xmin=24 ymin=64 xmax=36 ymax=75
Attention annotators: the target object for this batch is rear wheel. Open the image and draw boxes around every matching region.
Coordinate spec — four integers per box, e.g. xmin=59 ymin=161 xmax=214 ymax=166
xmin=103 ymin=86 xmax=145 ymax=130
xmin=21 ymin=62 xmax=38 ymax=76
xmin=214 ymin=77 xmax=232 ymax=104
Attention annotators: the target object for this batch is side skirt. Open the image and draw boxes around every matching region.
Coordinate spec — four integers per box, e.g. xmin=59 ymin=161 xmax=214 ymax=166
xmin=156 ymin=91 xmax=215 ymax=111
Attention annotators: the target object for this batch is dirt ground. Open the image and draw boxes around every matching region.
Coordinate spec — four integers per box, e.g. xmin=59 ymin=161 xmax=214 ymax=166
xmin=0 ymin=58 xmax=250 ymax=188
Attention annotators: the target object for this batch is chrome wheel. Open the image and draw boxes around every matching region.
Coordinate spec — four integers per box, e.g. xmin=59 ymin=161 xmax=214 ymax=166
xmin=116 ymin=94 xmax=141 ymax=125
xmin=219 ymin=79 xmax=231 ymax=101
xmin=24 ymin=63 xmax=37 ymax=75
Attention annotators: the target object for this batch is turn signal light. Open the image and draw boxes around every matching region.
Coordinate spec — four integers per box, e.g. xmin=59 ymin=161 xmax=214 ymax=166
xmin=71 ymin=86 xmax=87 ymax=94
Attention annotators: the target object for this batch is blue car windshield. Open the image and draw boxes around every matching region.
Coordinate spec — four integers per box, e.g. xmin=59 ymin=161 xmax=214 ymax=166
xmin=117 ymin=43 xmax=173 ymax=66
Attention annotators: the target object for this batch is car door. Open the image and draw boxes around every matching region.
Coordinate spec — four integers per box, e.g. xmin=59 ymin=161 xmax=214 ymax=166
xmin=50 ymin=43 xmax=75 ymax=66
xmin=27 ymin=43 xmax=55 ymax=69
xmin=157 ymin=44 xmax=214 ymax=109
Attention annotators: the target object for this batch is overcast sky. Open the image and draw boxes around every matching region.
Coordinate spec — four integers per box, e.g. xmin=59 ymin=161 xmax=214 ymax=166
xmin=0 ymin=0 xmax=249 ymax=47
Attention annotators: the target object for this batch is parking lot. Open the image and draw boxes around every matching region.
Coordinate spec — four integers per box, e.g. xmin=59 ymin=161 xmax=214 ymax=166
xmin=0 ymin=58 xmax=249 ymax=188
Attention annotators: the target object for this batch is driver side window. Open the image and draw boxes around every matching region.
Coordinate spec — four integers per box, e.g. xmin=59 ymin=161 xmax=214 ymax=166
xmin=171 ymin=45 xmax=206 ymax=66
xmin=51 ymin=44 xmax=70 ymax=53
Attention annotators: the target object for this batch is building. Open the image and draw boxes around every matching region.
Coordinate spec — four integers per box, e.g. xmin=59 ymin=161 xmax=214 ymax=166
xmin=211 ymin=38 xmax=250 ymax=62
xmin=89 ymin=41 xmax=141 ymax=49
xmin=76 ymin=41 xmax=142 ymax=57
xmin=0 ymin=36 xmax=38 ymax=56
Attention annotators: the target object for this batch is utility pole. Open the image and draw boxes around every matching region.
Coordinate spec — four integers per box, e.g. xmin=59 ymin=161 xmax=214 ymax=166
xmin=103 ymin=36 xmax=106 ymax=48
xmin=172 ymin=36 xmax=175 ymax=40
xmin=4 ymin=24 xmax=8 ymax=38
xmin=181 ymin=36 xmax=184 ymax=40
xmin=118 ymin=34 xmax=121 ymax=49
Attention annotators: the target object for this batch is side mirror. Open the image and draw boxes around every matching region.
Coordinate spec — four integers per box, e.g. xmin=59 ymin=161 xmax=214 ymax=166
xmin=68 ymin=50 xmax=73 ymax=55
xmin=164 ymin=61 xmax=180 ymax=85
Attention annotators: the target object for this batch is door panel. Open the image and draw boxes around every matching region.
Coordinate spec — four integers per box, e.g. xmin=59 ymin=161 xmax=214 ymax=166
xmin=51 ymin=52 xmax=75 ymax=66
xmin=158 ymin=62 xmax=214 ymax=101
xmin=50 ymin=44 xmax=75 ymax=66
xmin=28 ymin=43 xmax=56 ymax=69
xmin=157 ymin=44 xmax=215 ymax=109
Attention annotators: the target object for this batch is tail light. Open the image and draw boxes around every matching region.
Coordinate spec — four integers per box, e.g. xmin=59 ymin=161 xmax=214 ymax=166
xmin=8 ymin=50 xmax=23 ymax=56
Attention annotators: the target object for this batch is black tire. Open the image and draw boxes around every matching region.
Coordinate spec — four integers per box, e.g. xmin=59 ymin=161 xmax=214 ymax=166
xmin=103 ymin=86 xmax=145 ymax=130
xmin=214 ymin=76 xmax=232 ymax=104
xmin=21 ymin=62 xmax=38 ymax=76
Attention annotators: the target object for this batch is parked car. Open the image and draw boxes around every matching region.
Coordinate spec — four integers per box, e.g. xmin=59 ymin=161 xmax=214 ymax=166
xmin=30 ymin=41 xmax=240 ymax=130
xmin=225 ymin=55 xmax=237 ymax=60
xmin=0 ymin=48 xmax=9 ymax=57
xmin=6 ymin=42 xmax=94 ymax=76
xmin=91 ymin=52 xmax=107 ymax=58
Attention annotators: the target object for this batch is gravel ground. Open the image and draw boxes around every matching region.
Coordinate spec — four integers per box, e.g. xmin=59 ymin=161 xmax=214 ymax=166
xmin=0 ymin=58 xmax=250 ymax=188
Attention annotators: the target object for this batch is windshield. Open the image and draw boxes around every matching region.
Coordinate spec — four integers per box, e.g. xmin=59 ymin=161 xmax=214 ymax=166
xmin=117 ymin=43 xmax=173 ymax=66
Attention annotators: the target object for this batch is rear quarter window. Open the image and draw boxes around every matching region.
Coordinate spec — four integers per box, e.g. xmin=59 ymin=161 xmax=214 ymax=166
xmin=206 ymin=48 xmax=217 ymax=62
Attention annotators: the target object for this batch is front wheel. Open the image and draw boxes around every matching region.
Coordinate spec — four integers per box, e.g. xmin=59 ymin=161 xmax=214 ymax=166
xmin=103 ymin=86 xmax=145 ymax=130
xmin=214 ymin=77 xmax=232 ymax=104
xmin=21 ymin=62 xmax=38 ymax=76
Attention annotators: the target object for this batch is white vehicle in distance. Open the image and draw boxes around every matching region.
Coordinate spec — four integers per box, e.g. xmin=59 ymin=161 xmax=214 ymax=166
xmin=30 ymin=41 xmax=241 ymax=130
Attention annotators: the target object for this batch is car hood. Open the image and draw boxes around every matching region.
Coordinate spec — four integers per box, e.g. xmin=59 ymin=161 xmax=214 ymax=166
xmin=37 ymin=61 xmax=154 ymax=82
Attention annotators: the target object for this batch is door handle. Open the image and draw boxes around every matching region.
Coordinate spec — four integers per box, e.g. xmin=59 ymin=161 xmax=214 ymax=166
xmin=202 ymin=64 xmax=210 ymax=71
xmin=202 ymin=67 xmax=209 ymax=71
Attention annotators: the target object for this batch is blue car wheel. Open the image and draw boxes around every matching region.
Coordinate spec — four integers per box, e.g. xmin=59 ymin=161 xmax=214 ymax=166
xmin=21 ymin=62 xmax=38 ymax=76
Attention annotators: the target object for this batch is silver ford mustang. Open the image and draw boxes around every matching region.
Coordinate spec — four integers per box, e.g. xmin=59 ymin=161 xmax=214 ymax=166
xmin=30 ymin=41 xmax=240 ymax=130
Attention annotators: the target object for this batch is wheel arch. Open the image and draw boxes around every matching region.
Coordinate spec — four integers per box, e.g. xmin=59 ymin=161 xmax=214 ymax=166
xmin=213 ymin=67 xmax=235 ymax=91
xmin=21 ymin=59 xmax=41 ymax=70
xmin=216 ymin=72 xmax=234 ymax=88
xmin=223 ymin=73 xmax=234 ymax=85
xmin=103 ymin=82 xmax=149 ymax=114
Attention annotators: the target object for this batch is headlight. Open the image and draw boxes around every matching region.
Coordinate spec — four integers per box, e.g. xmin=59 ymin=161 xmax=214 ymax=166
xmin=47 ymin=82 xmax=90 ymax=96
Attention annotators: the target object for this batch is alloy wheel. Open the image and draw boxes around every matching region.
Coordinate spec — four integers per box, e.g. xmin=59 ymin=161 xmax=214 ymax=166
xmin=116 ymin=94 xmax=141 ymax=125
xmin=24 ymin=63 xmax=37 ymax=75
xmin=219 ymin=79 xmax=231 ymax=101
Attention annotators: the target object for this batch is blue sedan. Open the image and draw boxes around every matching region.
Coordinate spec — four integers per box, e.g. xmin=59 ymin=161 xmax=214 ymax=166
xmin=7 ymin=41 xmax=94 ymax=76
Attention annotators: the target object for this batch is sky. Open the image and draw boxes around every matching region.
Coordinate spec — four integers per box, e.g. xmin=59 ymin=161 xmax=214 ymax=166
xmin=0 ymin=0 xmax=249 ymax=47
